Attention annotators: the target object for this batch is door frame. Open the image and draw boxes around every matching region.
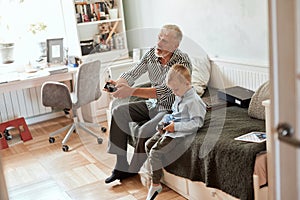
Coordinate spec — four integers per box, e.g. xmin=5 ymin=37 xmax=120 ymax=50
xmin=269 ymin=0 xmax=300 ymax=199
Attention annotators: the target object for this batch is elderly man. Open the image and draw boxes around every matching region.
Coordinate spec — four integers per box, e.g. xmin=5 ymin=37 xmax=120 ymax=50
xmin=104 ymin=24 xmax=192 ymax=183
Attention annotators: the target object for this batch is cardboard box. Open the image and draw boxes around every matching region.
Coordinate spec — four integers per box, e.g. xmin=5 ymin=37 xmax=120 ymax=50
xmin=217 ymin=86 xmax=254 ymax=108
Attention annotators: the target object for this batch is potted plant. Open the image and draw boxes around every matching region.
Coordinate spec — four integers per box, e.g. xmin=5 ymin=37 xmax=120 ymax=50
xmin=0 ymin=17 xmax=16 ymax=64
xmin=0 ymin=42 xmax=15 ymax=64
xmin=0 ymin=0 xmax=25 ymax=64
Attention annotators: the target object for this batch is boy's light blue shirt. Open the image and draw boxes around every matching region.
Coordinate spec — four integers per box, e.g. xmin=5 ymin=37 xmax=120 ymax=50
xmin=162 ymin=87 xmax=207 ymax=138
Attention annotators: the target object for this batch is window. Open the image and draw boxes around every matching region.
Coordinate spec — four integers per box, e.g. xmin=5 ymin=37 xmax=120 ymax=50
xmin=0 ymin=0 xmax=66 ymax=66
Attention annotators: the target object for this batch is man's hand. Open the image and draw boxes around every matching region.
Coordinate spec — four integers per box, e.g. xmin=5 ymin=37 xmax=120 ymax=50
xmin=112 ymin=83 xmax=135 ymax=98
xmin=105 ymin=78 xmax=156 ymax=99
xmin=103 ymin=80 xmax=117 ymax=92
xmin=163 ymin=121 xmax=175 ymax=133
xmin=103 ymin=78 xmax=129 ymax=94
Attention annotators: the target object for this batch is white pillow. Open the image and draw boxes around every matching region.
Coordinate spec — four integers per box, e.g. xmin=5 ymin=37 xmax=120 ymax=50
xmin=190 ymin=55 xmax=211 ymax=96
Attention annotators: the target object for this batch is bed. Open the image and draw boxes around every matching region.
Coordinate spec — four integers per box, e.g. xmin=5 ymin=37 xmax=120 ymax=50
xmin=121 ymin=88 xmax=266 ymax=200
xmin=108 ymin=54 xmax=270 ymax=200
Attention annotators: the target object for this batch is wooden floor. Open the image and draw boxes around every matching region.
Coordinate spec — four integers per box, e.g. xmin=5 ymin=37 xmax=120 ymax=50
xmin=0 ymin=116 xmax=185 ymax=200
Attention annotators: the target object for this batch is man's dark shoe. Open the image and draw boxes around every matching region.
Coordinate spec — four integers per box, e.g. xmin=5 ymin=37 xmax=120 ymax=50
xmin=105 ymin=170 xmax=123 ymax=184
xmin=105 ymin=170 xmax=138 ymax=184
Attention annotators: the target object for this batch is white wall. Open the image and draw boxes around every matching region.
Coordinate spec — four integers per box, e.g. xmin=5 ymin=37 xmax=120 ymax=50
xmin=123 ymin=0 xmax=269 ymax=67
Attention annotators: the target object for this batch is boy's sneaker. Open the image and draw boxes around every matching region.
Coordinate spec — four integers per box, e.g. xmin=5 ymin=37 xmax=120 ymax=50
xmin=146 ymin=184 xmax=162 ymax=200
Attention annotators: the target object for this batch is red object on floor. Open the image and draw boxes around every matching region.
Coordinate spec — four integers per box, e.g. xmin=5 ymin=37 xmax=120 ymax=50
xmin=0 ymin=117 xmax=32 ymax=150
xmin=0 ymin=132 xmax=8 ymax=149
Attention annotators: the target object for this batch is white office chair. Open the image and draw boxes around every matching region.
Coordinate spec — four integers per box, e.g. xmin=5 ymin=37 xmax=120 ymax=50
xmin=41 ymin=60 xmax=106 ymax=152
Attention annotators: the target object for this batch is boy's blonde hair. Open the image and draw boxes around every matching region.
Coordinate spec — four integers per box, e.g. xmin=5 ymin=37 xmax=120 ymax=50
xmin=167 ymin=64 xmax=191 ymax=84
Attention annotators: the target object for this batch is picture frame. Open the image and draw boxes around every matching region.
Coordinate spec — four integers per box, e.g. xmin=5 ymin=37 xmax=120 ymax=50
xmin=46 ymin=38 xmax=64 ymax=64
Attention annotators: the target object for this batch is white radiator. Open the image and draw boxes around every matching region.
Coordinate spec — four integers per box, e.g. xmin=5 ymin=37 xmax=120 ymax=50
xmin=209 ymin=59 xmax=269 ymax=91
xmin=0 ymin=86 xmax=51 ymax=123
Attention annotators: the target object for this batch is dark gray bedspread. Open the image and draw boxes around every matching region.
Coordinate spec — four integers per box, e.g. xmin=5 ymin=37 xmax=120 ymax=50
xmin=163 ymin=106 xmax=266 ymax=200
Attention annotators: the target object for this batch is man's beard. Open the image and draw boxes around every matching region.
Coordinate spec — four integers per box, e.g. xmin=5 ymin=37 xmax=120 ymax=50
xmin=154 ymin=51 xmax=162 ymax=58
xmin=155 ymin=47 xmax=170 ymax=59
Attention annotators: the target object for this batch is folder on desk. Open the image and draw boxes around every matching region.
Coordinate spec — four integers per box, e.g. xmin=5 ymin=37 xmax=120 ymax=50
xmin=47 ymin=66 xmax=68 ymax=75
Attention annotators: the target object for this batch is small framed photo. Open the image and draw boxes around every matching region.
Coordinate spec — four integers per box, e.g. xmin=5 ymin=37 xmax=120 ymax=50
xmin=46 ymin=38 xmax=64 ymax=64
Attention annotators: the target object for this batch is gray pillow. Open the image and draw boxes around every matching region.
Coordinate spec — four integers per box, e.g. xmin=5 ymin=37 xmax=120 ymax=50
xmin=248 ymin=81 xmax=270 ymax=120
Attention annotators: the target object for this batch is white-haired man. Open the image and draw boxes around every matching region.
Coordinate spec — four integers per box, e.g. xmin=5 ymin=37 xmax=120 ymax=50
xmin=104 ymin=24 xmax=192 ymax=183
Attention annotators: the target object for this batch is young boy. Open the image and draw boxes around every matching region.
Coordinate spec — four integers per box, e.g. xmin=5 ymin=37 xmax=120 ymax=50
xmin=145 ymin=64 xmax=207 ymax=200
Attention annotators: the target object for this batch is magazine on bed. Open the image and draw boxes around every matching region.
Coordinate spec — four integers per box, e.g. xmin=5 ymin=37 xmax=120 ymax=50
xmin=234 ymin=131 xmax=266 ymax=143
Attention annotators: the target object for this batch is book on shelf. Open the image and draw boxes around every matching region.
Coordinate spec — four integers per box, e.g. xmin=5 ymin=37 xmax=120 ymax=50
xmin=234 ymin=132 xmax=266 ymax=143
xmin=75 ymin=2 xmax=107 ymax=23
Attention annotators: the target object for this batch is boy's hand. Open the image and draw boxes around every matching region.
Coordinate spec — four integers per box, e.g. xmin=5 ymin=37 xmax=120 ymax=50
xmin=163 ymin=121 xmax=175 ymax=133
xmin=157 ymin=122 xmax=165 ymax=134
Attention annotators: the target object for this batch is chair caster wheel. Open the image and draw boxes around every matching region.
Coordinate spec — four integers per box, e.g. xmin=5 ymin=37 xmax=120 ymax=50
xmin=101 ymin=127 xmax=107 ymax=132
xmin=49 ymin=137 xmax=55 ymax=143
xmin=62 ymin=145 xmax=69 ymax=152
xmin=97 ymin=138 xmax=103 ymax=144
xmin=63 ymin=108 xmax=70 ymax=115
xmin=4 ymin=129 xmax=12 ymax=140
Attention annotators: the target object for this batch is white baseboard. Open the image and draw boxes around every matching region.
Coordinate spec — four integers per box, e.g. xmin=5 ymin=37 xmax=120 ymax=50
xmin=25 ymin=111 xmax=65 ymax=125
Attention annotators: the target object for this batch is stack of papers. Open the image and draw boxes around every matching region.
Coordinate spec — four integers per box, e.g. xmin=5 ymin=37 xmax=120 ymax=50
xmin=46 ymin=66 xmax=68 ymax=75
xmin=234 ymin=132 xmax=266 ymax=143
xmin=20 ymin=70 xmax=50 ymax=80
xmin=0 ymin=66 xmax=69 ymax=83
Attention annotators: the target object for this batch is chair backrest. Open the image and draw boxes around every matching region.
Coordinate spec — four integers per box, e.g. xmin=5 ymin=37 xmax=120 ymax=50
xmin=73 ymin=60 xmax=101 ymax=109
xmin=42 ymin=81 xmax=72 ymax=110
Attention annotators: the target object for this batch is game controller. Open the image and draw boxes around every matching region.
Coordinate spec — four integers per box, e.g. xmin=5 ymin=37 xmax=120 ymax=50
xmin=157 ymin=122 xmax=171 ymax=132
xmin=104 ymin=82 xmax=117 ymax=92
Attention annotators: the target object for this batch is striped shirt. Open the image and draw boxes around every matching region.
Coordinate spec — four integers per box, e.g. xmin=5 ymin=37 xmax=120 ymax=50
xmin=120 ymin=47 xmax=192 ymax=111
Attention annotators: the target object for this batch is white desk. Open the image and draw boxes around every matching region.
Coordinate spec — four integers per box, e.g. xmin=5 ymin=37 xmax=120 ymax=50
xmin=0 ymin=67 xmax=77 ymax=124
xmin=0 ymin=68 xmax=77 ymax=93
xmin=0 ymin=58 xmax=134 ymax=124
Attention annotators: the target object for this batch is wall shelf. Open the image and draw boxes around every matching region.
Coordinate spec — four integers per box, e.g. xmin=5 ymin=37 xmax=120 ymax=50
xmin=77 ymin=18 xmax=122 ymax=27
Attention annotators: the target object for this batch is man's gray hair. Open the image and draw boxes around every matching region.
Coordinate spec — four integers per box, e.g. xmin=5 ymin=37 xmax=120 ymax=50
xmin=162 ymin=24 xmax=183 ymax=43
